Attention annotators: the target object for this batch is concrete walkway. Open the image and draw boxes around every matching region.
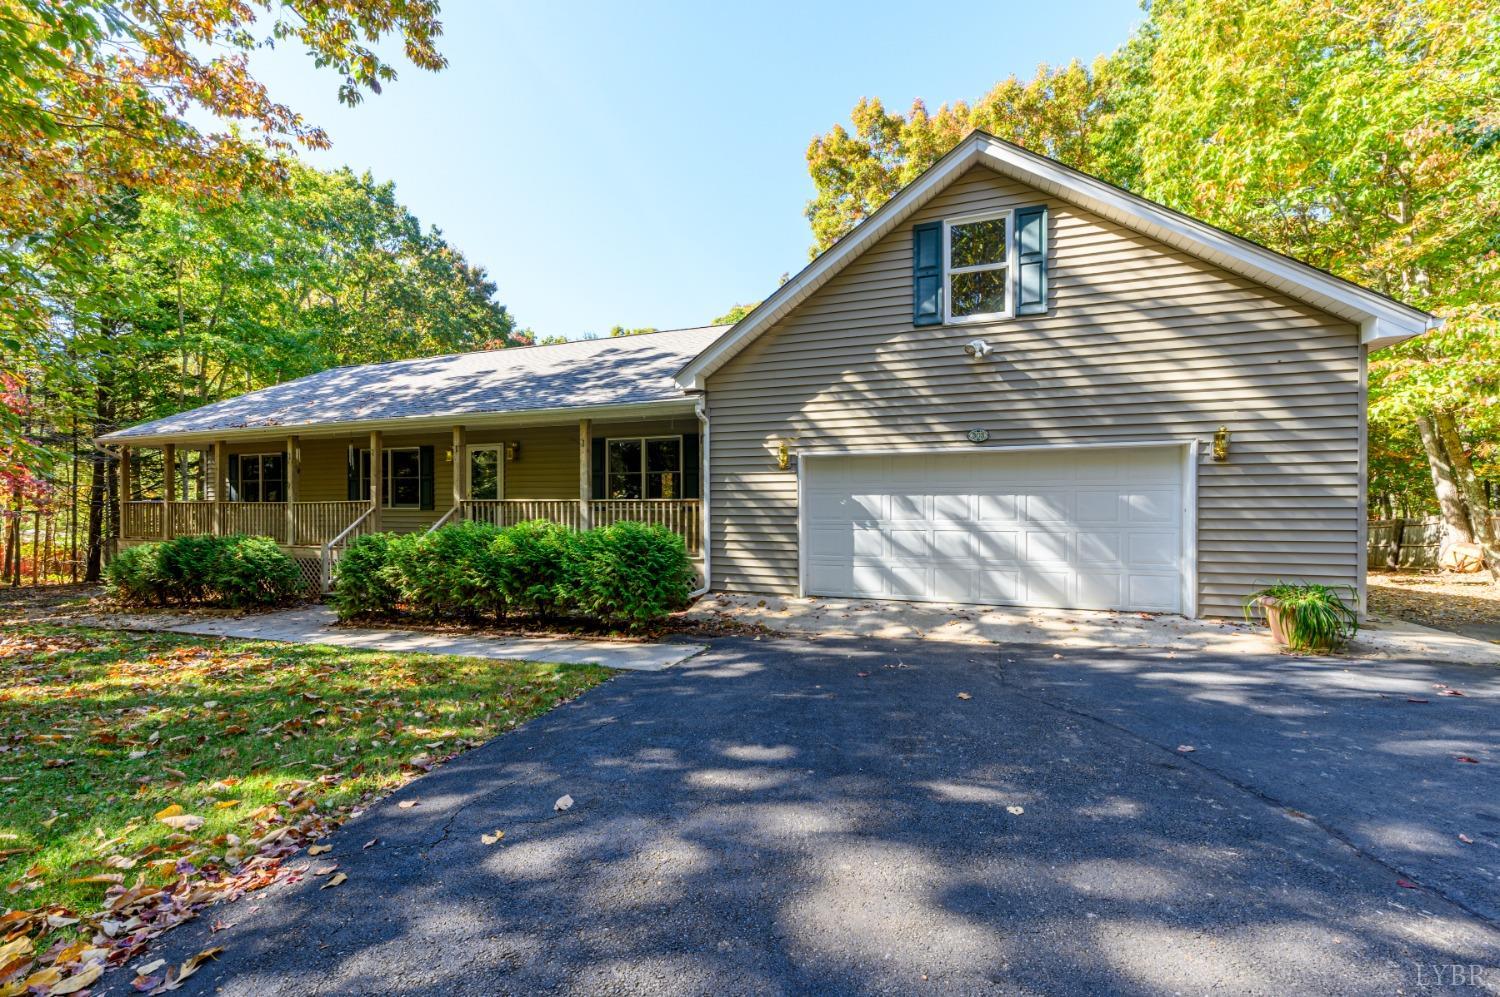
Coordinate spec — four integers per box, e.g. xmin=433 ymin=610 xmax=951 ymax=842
xmin=92 ymin=605 xmax=704 ymax=672
xmin=684 ymin=592 xmax=1500 ymax=667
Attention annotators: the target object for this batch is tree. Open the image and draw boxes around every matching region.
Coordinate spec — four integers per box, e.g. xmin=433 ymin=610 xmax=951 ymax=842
xmin=608 ymin=325 xmax=658 ymax=337
xmin=712 ymin=304 xmax=757 ymax=325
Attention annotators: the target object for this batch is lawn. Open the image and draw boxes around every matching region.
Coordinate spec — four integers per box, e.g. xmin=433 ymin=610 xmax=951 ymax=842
xmin=0 ymin=623 xmax=608 ymax=992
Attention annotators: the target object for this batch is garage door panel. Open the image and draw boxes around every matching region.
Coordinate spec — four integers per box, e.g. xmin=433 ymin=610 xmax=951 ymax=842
xmin=804 ymin=448 xmax=1183 ymax=612
xmin=933 ymin=529 xmax=976 ymax=559
xmin=1078 ymin=571 xmax=1124 ymax=607
xmin=1024 ymin=530 xmax=1070 ymax=563
xmin=978 ymin=494 xmax=1020 ymax=522
xmin=1127 ymin=489 xmax=1178 ymax=524
xmin=1076 ymin=491 xmax=1123 ymax=524
xmin=1077 ymin=530 xmax=1124 ymax=564
xmin=974 ymin=530 xmax=1020 ymax=560
xmin=1024 ymin=491 xmax=1075 ymax=522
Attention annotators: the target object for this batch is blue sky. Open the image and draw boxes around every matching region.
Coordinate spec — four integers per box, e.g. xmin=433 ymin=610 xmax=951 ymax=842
xmin=243 ymin=0 xmax=1143 ymax=339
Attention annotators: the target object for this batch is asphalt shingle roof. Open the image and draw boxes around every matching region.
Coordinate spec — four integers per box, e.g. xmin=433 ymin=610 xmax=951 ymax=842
xmin=101 ymin=326 xmax=728 ymax=442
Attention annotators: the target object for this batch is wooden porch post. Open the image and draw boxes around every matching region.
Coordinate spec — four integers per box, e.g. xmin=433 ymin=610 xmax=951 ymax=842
xmin=161 ymin=444 xmax=175 ymax=540
xmin=451 ymin=425 xmax=467 ymax=518
xmin=119 ymin=446 xmax=132 ymax=538
xmin=578 ymin=419 xmax=592 ymax=531
xmin=212 ymin=441 xmax=227 ymax=536
xmin=368 ymin=430 xmax=383 ymax=532
xmin=285 ymin=435 xmax=298 ymax=546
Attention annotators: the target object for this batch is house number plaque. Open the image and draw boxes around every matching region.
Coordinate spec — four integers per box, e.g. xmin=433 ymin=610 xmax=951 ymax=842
xmin=967 ymin=428 xmax=990 ymax=443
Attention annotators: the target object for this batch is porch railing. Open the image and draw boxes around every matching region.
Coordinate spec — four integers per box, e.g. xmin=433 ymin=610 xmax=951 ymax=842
xmin=294 ymin=501 xmax=368 ymax=547
xmin=123 ymin=501 xmax=162 ymax=539
xmin=461 ymin=499 xmax=584 ymax=530
xmin=457 ymin=499 xmax=700 ymax=552
xmin=591 ymin=500 xmax=702 ymax=553
xmin=170 ymin=500 xmax=215 ymax=538
xmin=222 ymin=502 xmax=285 ymax=538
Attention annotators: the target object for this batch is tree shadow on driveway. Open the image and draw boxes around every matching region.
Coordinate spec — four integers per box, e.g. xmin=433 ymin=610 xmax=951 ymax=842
xmin=147 ymin=636 xmax=1500 ymax=996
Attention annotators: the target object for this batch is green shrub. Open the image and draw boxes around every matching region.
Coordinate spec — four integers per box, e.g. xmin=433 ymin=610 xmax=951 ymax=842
xmin=1245 ymin=581 xmax=1359 ymax=652
xmin=383 ymin=521 xmax=502 ymax=620
xmin=156 ymin=534 xmax=226 ymax=603
xmin=563 ymin=521 xmax=692 ymax=629
xmin=105 ymin=543 xmax=167 ymax=605
xmin=330 ymin=533 xmax=402 ymax=620
xmin=490 ymin=520 xmax=574 ymax=620
xmin=212 ymin=534 xmax=302 ymax=607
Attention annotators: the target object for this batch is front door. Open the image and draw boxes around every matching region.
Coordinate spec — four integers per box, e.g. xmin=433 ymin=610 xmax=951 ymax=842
xmin=468 ymin=445 xmax=504 ymax=501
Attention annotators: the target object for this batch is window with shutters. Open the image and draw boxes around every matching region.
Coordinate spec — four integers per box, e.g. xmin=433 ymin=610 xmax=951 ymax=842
xmin=913 ymin=205 xmax=1046 ymax=326
xmin=356 ymin=448 xmax=422 ymax=508
xmin=235 ymin=453 xmax=285 ymax=503
xmin=944 ymin=210 xmax=1012 ymax=322
xmin=606 ymin=436 xmax=682 ymax=499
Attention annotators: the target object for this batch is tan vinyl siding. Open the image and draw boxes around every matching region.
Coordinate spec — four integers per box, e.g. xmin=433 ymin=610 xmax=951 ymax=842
xmin=704 ymin=165 xmax=1363 ymax=617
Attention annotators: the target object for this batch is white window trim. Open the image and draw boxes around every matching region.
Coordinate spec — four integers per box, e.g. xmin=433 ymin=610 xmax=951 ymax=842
xmin=467 ymin=444 xmax=505 ymax=501
xmin=358 ymin=447 xmax=422 ymax=509
xmin=235 ymin=452 xmax=286 ymax=504
xmin=943 ymin=208 xmax=1014 ymax=325
xmin=605 ymin=435 xmax=685 ymax=500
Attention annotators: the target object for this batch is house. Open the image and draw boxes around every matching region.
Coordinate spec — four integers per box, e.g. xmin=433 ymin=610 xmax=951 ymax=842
xmin=100 ymin=132 xmax=1438 ymax=616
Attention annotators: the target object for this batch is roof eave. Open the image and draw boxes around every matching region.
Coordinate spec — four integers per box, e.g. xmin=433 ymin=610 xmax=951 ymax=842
xmin=96 ymin=397 xmax=699 ymax=448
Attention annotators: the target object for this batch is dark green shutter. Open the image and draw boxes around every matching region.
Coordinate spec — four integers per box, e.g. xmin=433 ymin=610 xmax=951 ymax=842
xmin=1015 ymin=205 xmax=1048 ymax=315
xmin=681 ymin=433 xmax=700 ymax=500
xmin=418 ymin=445 xmax=435 ymax=510
xmin=590 ymin=438 xmax=606 ymax=499
xmin=226 ymin=453 xmax=240 ymax=502
xmin=912 ymin=221 xmax=943 ymax=326
xmin=346 ymin=446 xmax=358 ymax=501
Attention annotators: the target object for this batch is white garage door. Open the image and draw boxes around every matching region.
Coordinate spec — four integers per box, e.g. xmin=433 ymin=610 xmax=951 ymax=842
xmin=802 ymin=447 xmax=1184 ymax=612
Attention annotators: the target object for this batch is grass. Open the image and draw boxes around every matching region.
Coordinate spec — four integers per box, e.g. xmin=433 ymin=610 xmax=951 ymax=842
xmin=0 ymin=623 xmax=608 ymax=941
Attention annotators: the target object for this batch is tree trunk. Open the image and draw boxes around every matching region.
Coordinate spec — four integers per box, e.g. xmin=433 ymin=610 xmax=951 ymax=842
xmin=1415 ymin=413 xmax=1472 ymax=545
xmin=1435 ymin=410 xmax=1500 ymax=579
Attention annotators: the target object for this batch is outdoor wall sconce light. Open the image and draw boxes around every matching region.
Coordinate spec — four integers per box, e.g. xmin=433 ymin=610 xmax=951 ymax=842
xmin=776 ymin=439 xmax=792 ymax=470
xmin=1212 ymin=426 xmax=1231 ymax=462
xmin=505 ymin=442 xmax=520 ymax=462
xmin=444 ymin=449 xmax=453 ymax=462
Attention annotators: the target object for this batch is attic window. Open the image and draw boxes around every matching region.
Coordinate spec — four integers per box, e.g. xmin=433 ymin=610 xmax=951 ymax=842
xmin=945 ymin=212 xmax=1012 ymax=322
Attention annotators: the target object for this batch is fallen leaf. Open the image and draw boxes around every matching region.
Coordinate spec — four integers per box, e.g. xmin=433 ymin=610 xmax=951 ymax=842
xmin=956 ymin=692 xmax=972 ymax=700
xmin=1006 ymin=806 xmax=1024 ymax=815
xmin=1459 ymin=833 xmax=1474 ymax=844
xmin=1456 ymin=755 xmax=1480 ymax=764
xmin=397 ymin=800 xmax=418 ymax=810
xmin=159 ymin=814 xmax=205 ymax=831
xmin=362 ymin=839 xmax=378 ymax=849
xmin=1406 ymin=698 xmax=1429 ymax=704
xmin=320 ymin=872 xmax=347 ymax=889
xmin=1176 ymin=745 xmax=1196 ymax=753
xmin=213 ymin=800 xmax=239 ymax=810
xmin=1396 ymin=879 xmax=1418 ymax=889
xmin=554 ymin=795 xmax=573 ymax=812
xmin=312 ymin=864 xmax=338 ymax=876
xmin=1442 ymin=689 xmax=1467 ymax=697
xmin=154 ymin=804 xmax=184 ymax=820
xmin=135 ymin=959 xmax=166 ymax=976
xmin=481 ymin=830 xmax=504 ymax=845
xmin=49 ymin=963 xmax=103 ymax=994
xmin=307 ymin=844 xmax=332 ymax=856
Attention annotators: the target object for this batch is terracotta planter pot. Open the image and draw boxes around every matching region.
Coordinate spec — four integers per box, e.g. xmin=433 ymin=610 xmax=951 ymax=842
xmin=1252 ymin=595 xmax=1334 ymax=653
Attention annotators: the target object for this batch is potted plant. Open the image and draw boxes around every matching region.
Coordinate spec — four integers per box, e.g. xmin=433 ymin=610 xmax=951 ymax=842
xmin=1244 ymin=581 xmax=1358 ymax=653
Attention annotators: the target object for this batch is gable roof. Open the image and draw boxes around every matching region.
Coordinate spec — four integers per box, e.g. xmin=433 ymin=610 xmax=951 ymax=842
xmin=101 ymin=325 xmax=728 ymax=444
xmin=676 ymin=131 xmax=1438 ymax=389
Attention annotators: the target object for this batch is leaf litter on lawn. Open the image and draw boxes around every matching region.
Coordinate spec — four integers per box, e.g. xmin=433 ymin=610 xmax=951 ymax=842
xmin=0 ymin=623 xmax=608 ymax=996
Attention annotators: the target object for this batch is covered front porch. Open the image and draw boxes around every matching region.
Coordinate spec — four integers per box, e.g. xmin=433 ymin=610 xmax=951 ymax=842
xmin=114 ymin=412 xmax=704 ymax=590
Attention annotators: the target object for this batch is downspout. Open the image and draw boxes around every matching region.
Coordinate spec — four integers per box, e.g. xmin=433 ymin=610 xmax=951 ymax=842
xmin=688 ymin=393 xmax=711 ymax=598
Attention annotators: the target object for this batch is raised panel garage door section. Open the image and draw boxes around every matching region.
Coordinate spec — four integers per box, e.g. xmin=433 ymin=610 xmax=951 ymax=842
xmin=803 ymin=447 xmax=1184 ymax=612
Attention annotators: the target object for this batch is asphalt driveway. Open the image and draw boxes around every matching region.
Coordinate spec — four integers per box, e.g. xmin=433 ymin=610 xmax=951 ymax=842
xmin=137 ymin=636 xmax=1500 ymax=995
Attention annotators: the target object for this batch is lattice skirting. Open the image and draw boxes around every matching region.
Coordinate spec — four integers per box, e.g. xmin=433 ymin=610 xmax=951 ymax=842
xmin=292 ymin=557 xmax=323 ymax=596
